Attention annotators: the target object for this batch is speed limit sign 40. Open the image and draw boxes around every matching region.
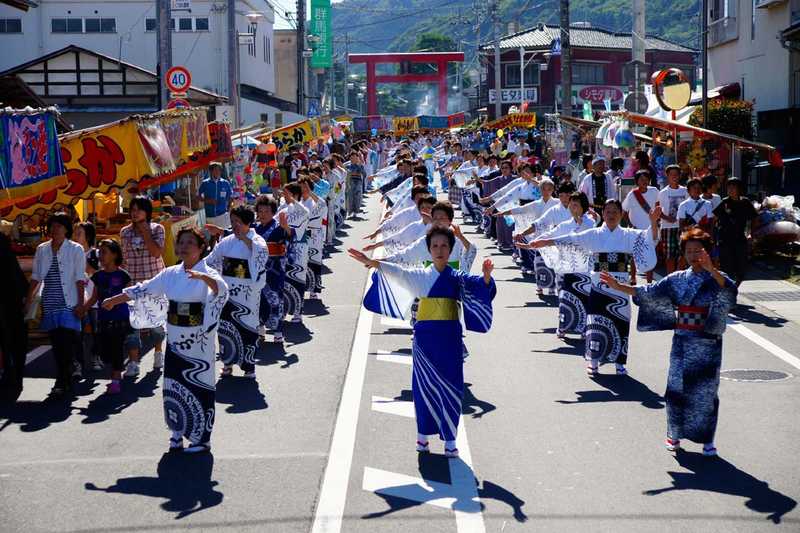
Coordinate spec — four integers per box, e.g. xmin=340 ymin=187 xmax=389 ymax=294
xmin=165 ymin=66 xmax=192 ymax=93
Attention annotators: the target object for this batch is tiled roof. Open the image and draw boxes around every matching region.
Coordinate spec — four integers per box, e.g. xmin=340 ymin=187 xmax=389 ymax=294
xmin=481 ymin=24 xmax=696 ymax=53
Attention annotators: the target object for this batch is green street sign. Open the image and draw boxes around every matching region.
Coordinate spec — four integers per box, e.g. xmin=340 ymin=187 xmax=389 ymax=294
xmin=309 ymin=0 xmax=332 ymax=69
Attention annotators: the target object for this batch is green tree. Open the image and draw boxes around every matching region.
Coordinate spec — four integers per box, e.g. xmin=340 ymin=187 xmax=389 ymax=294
xmin=412 ymin=31 xmax=456 ymax=52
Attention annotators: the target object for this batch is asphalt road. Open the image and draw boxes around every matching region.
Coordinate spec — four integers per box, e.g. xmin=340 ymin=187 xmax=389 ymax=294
xmin=2 ymin=194 xmax=799 ymax=533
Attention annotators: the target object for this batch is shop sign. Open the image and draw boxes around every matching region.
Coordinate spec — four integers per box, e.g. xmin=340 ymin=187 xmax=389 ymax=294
xmin=488 ymin=88 xmax=539 ymax=104
xmin=309 ymin=0 xmax=332 ymax=69
xmin=484 ymin=112 xmax=537 ymax=130
xmin=393 ymin=116 xmax=419 ymax=134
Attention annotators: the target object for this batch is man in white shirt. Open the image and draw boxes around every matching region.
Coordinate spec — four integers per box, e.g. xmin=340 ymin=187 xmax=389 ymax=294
xmin=579 ymin=157 xmax=617 ymax=213
xmin=622 ymin=169 xmax=659 ymax=282
xmin=657 ymin=164 xmax=688 ymax=274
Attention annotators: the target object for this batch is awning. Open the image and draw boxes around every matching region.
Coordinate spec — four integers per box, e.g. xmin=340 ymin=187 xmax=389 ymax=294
xmin=558 ymin=114 xmax=653 ymax=144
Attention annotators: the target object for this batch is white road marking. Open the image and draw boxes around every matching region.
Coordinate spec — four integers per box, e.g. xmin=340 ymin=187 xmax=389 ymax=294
xmin=371 ymin=395 xmax=415 ymax=418
xmin=311 ymin=271 xmax=374 ymax=533
xmin=729 ymin=322 xmax=800 ymax=371
xmin=361 ymin=416 xmax=486 ymax=533
xmin=380 ymin=316 xmax=412 ymax=329
xmin=25 ymin=345 xmax=51 ymax=365
xmin=375 ymin=349 xmax=413 ymax=365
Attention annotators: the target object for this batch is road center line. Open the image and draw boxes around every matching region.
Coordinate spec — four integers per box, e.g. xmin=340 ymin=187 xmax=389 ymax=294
xmin=728 ymin=322 xmax=800 ymax=371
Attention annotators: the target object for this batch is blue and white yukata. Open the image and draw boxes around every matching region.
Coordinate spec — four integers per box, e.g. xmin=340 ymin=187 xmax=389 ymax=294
xmin=124 ymin=262 xmax=228 ymax=446
xmin=206 ymin=229 xmax=269 ymax=373
xmin=364 ymin=262 xmax=496 ymax=443
xmin=279 ymin=200 xmax=310 ymax=319
xmin=633 ymin=268 xmax=737 ymax=444
xmin=538 ymin=214 xmax=597 ymax=336
xmin=304 ymin=195 xmax=327 ymax=295
xmin=509 ymin=196 xmax=559 ymax=290
xmin=549 ymin=224 xmax=657 ymax=366
xmin=255 ymin=220 xmax=288 ymax=335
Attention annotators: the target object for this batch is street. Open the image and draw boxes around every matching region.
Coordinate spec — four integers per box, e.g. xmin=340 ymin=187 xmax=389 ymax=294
xmin=2 ymin=195 xmax=799 ymax=533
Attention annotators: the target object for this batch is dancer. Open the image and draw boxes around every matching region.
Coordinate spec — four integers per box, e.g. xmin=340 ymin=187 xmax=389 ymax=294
xmin=207 ymin=206 xmax=268 ymax=379
xmin=103 ymin=228 xmax=228 ymax=453
xmin=279 ymin=182 xmax=311 ymax=323
xmin=254 ymin=195 xmax=289 ymax=344
xmin=530 ymin=200 xmax=661 ymax=376
xmin=348 ymin=227 xmax=496 ymax=457
xmin=601 ymin=229 xmax=737 ymax=456
xmin=300 ymin=176 xmax=327 ymax=299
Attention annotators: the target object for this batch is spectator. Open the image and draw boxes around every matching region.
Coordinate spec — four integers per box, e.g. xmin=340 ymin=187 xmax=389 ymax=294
xmin=713 ymin=177 xmax=758 ymax=286
xmin=120 ymin=196 xmax=166 ymax=377
xmin=198 ymin=162 xmax=234 ymax=228
xmin=26 ymin=212 xmax=86 ymax=397
xmin=622 ymin=169 xmax=659 ymax=283
xmin=658 ymin=165 xmax=688 ymax=274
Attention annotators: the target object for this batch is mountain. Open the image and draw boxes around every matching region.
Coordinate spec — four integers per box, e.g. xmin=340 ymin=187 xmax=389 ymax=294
xmin=330 ymin=0 xmax=699 ymax=61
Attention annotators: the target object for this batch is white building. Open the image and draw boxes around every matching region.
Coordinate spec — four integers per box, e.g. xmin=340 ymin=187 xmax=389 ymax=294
xmin=0 ymin=0 xmax=300 ymax=126
xmin=706 ymin=0 xmax=800 ymax=147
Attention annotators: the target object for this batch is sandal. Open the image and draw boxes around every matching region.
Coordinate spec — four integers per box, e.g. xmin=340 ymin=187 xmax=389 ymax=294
xmin=444 ymin=447 xmax=459 ymax=458
xmin=219 ymin=366 xmax=233 ymax=378
xmin=169 ymin=436 xmax=184 ymax=453
xmin=665 ymin=438 xmax=681 ymax=452
xmin=586 ymin=362 xmax=599 ymax=376
xmin=702 ymin=444 xmax=718 ymax=456
xmin=416 ymin=440 xmax=430 ymax=453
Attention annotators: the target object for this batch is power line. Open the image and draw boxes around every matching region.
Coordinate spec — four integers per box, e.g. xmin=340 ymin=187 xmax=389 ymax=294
xmin=331 ymin=0 xmax=464 ymax=31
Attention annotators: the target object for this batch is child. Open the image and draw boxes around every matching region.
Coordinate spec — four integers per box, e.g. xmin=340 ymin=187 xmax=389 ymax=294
xmin=83 ymin=240 xmax=132 ymax=394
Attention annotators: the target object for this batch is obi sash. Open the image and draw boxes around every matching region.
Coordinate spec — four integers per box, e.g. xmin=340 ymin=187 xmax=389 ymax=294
xmin=675 ymin=305 xmax=708 ymax=332
xmin=267 ymin=242 xmax=287 ymax=256
xmin=593 ymin=252 xmax=630 ymax=273
xmin=222 ymin=257 xmax=251 ymax=279
xmin=417 ymin=297 xmax=459 ymax=321
xmin=167 ymin=300 xmax=204 ymax=327
xmin=424 ymin=260 xmax=460 ymax=269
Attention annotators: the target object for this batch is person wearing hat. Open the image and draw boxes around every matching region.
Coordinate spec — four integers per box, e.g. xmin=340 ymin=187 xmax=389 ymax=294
xmin=198 ymin=162 xmax=234 ymax=229
xmin=712 ymin=177 xmax=757 ymax=286
xmin=579 ymin=157 xmax=617 ymax=216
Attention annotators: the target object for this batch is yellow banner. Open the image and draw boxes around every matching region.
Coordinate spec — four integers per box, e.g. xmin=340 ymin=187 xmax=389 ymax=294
xmin=393 ymin=116 xmax=419 ymax=134
xmin=259 ymin=119 xmax=323 ymax=152
xmin=159 ymin=109 xmax=211 ymax=166
xmin=2 ymin=120 xmax=174 ymax=219
xmin=485 ymin=112 xmax=537 ymax=130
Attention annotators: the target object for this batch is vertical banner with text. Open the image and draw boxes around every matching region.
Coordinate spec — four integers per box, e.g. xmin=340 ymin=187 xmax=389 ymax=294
xmin=309 ymin=0 xmax=332 ymax=69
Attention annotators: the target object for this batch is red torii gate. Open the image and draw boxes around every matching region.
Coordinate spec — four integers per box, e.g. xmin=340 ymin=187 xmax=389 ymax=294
xmin=348 ymin=52 xmax=465 ymax=115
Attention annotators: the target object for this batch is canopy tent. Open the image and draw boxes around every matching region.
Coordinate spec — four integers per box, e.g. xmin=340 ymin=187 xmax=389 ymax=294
xmin=232 ymin=135 xmax=260 ymax=148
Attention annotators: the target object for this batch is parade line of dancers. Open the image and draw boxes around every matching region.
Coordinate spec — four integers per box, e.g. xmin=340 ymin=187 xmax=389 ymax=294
xmin=30 ymin=132 xmax=739 ymax=457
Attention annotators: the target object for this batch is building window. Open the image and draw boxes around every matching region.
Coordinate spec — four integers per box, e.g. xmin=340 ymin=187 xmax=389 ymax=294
xmin=572 ymin=63 xmax=605 ymax=84
xmin=148 ymin=16 xmax=209 ymax=32
xmin=263 ymin=36 xmax=271 ymax=63
xmin=504 ymin=62 xmax=539 ymax=87
xmin=145 ymin=18 xmax=156 ymax=31
xmin=178 ymin=17 xmax=192 ymax=31
xmin=0 ymin=18 xmax=22 ymax=33
xmin=84 ymin=18 xmax=116 ymax=33
xmin=195 ymin=17 xmax=209 ymax=31
xmin=52 ymin=18 xmax=83 ymax=33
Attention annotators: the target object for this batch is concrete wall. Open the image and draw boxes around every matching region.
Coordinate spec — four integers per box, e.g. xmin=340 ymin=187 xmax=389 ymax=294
xmin=274 ymin=29 xmax=297 ymax=104
xmin=0 ymin=0 xmax=277 ymax=124
xmin=707 ymin=0 xmax=792 ymax=112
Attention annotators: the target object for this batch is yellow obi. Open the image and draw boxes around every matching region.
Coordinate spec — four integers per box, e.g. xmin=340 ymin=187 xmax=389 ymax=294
xmin=417 ymin=297 xmax=459 ymax=321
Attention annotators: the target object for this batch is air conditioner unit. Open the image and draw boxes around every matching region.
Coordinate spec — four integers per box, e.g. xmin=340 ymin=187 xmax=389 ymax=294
xmin=755 ymin=0 xmax=786 ymax=8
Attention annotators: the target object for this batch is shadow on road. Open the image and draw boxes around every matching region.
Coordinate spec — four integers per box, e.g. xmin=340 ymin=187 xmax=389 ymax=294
xmin=644 ymin=451 xmax=797 ymax=524
xmin=303 ymin=299 xmax=330 ymax=318
xmin=215 ymin=376 xmax=268 ymax=414
xmin=283 ymin=322 xmax=313 ymax=346
xmin=255 ymin=342 xmax=299 ymax=369
xmin=556 ymin=374 xmax=665 ymax=409
xmin=392 ymin=383 xmax=497 ymax=419
xmin=730 ymin=304 xmax=788 ymax=328
xmin=78 ymin=370 xmax=161 ymax=424
xmin=363 ymin=454 xmax=527 ymax=522
xmin=85 ymin=452 xmax=223 ymax=519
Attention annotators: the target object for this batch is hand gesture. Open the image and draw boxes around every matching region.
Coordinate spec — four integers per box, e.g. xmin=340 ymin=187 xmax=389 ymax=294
xmin=649 ymin=205 xmax=663 ymax=226
xmin=348 ymin=247 xmax=376 ymax=268
xmin=101 ymin=298 xmax=117 ymax=311
xmin=186 ymin=270 xmax=206 ymax=282
xmin=362 ymin=243 xmax=379 ymax=252
xmin=451 ymin=223 xmax=463 ymax=240
xmin=278 ymin=211 xmax=289 ymax=229
xmin=481 ymin=258 xmax=494 ymax=284
xmin=696 ymin=248 xmax=714 ymax=271
xmin=599 ymin=271 xmax=621 ymax=290
xmin=513 ymin=233 xmax=526 ymax=243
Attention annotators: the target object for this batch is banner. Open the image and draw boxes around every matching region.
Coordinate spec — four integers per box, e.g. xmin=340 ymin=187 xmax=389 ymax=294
xmin=0 ymin=110 xmax=66 ymax=208
xmin=485 ymin=112 xmax=537 ymax=130
xmin=140 ymin=122 xmax=233 ymax=191
xmin=393 ymin=116 xmax=419 ymax=135
xmin=448 ymin=112 xmax=466 ymax=128
xmin=417 ymin=115 xmax=449 ymax=130
xmin=309 ymin=0 xmax=332 ymax=69
xmin=259 ymin=119 xmax=323 ymax=152
xmin=352 ymin=115 xmax=392 ymax=133
xmin=2 ymin=119 xmax=177 ymax=219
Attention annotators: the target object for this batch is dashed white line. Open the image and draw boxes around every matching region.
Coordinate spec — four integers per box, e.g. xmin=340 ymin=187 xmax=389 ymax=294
xmin=371 ymin=395 xmax=415 ymax=418
xmin=375 ymin=349 xmax=413 ymax=365
xmin=25 ymin=345 xmax=51 ymax=365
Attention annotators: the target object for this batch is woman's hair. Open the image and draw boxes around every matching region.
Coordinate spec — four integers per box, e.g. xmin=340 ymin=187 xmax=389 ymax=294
xmin=430 ymin=201 xmax=455 ymax=222
xmin=47 ymin=212 xmax=74 ymax=238
xmin=255 ymin=195 xmax=278 ymax=214
xmin=686 ymin=177 xmax=703 ymax=191
xmin=76 ymin=221 xmax=96 ymax=246
xmin=98 ymin=239 xmax=124 ymax=266
xmin=603 ymin=199 xmax=623 ymax=212
xmin=176 ymin=227 xmax=207 ymax=251
xmin=284 ymin=182 xmax=302 ymax=199
xmin=635 ymin=169 xmax=651 ymax=182
xmin=557 ymin=181 xmax=576 ymax=195
xmin=230 ymin=205 xmax=255 ymax=225
xmin=425 ymin=226 xmax=455 ymax=252
xmin=129 ymin=195 xmax=154 ymax=222
xmin=610 ymin=157 xmax=625 ymax=171
xmin=680 ymin=227 xmax=713 ymax=254
xmin=417 ymin=196 xmax=437 ymax=210
xmin=570 ymin=192 xmax=590 ymax=214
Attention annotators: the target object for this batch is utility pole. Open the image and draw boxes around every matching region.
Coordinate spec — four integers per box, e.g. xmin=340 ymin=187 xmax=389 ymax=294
xmin=343 ymin=33 xmax=350 ymax=115
xmin=227 ymin=0 xmax=239 ymax=127
xmin=156 ymin=0 xmax=172 ymax=110
xmin=492 ymin=0 xmax=502 ymax=118
xmin=329 ymin=57 xmax=335 ymax=114
xmin=474 ymin=2 xmax=481 ymax=117
xmin=297 ymin=0 xmax=306 ymax=115
xmin=701 ymin=0 xmax=708 ymax=127
xmin=560 ymin=0 xmax=571 ymax=116
xmin=632 ymin=0 xmax=646 ymax=111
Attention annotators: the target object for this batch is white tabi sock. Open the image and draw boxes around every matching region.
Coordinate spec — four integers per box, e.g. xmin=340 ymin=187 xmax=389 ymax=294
xmin=417 ymin=433 xmax=429 ymax=444
xmin=444 ymin=440 xmax=457 ymax=450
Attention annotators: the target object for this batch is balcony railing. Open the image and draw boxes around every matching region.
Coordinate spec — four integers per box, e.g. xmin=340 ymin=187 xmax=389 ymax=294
xmin=708 ymin=16 xmax=738 ymax=47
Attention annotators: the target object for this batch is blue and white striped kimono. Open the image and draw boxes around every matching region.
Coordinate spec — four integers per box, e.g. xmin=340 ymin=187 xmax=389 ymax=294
xmin=363 ymin=262 xmax=496 ymax=442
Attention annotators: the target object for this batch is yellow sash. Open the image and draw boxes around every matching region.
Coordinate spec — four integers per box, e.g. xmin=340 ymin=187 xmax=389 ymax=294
xmin=416 ymin=297 xmax=459 ymax=321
